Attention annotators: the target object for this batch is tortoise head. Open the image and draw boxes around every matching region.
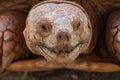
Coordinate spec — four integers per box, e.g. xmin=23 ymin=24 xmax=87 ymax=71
xmin=24 ymin=1 xmax=92 ymax=64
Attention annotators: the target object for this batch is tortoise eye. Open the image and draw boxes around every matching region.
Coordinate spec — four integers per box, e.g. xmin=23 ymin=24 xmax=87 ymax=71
xmin=76 ymin=22 xmax=80 ymax=30
xmin=72 ymin=18 xmax=81 ymax=31
xmin=37 ymin=19 xmax=52 ymax=37
xmin=41 ymin=24 xmax=47 ymax=32
xmin=73 ymin=21 xmax=81 ymax=31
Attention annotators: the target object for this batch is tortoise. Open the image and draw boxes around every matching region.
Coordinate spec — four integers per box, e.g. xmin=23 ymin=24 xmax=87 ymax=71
xmin=0 ymin=0 xmax=120 ymax=73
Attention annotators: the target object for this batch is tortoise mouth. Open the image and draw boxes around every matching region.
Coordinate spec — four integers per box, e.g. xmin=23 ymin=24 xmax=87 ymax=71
xmin=39 ymin=42 xmax=83 ymax=53
xmin=38 ymin=42 xmax=87 ymax=63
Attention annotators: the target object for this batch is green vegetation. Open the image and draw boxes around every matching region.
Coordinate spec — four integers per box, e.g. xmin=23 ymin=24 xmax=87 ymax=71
xmin=21 ymin=72 xmax=36 ymax=80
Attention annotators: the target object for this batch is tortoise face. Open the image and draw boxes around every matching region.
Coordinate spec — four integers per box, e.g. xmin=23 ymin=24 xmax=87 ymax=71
xmin=24 ymin=3 xmax=91 ymax=64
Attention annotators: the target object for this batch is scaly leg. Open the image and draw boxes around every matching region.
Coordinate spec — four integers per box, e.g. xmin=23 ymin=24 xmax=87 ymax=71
xmin=106 ymin=10 xmax=120 ymax=60
xmin=0 ymin=11 xmax=29 ymax=69
xmin=6 ymin=57 xmax=62 ymax=71
xmin=66 ymin=54 xmax=120 ymax=72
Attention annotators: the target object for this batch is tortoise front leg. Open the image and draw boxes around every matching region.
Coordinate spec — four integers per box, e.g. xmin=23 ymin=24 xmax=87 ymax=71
xmin=6 ymin=58 xmax=62 ymax=71
xmin=66 ymin=54 xmax=120 ymax=72
xmin=0 ymin=11 xmax=29 ymax=69
xmin=106 ymin=10 xmax=120 ymax=60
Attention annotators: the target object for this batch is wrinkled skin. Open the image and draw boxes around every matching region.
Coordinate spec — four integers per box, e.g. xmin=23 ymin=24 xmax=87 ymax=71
xmin=24 ymin=2 xmax=91 ymax=64
xmin=106 ymin=10 xmax=120 ymax=60
xmin=0 ymin=11 xmax=29 ymax=69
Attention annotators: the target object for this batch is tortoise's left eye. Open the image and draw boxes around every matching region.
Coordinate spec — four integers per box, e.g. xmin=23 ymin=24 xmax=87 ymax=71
xmin=72 ymin=19 xmax=81 ymax=31
xmin=76 ymin=22 xmax=80 ymax=30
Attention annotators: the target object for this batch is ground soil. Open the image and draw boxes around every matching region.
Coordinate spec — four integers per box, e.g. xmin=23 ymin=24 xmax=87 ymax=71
xmin=0 ymin=69 xmax=120 ymax=80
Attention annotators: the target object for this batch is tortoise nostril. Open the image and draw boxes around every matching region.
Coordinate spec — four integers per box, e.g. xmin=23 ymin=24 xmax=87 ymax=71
xmin=66 ymin=35 xmax=69 ymax=41
xmin=57 ymin=31 xmax=70 ymax=42
xmin=58 ymin=35 xmax=62 ymax=39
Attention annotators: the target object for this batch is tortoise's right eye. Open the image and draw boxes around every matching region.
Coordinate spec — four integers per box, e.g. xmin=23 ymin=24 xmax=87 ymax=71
xmin=76 ymin=22 xmax=80 ymax=30
xmin=36 ymin=19 xmax=52 ymax=37
xmin=41 ymin=24 xmax=47 ymax=32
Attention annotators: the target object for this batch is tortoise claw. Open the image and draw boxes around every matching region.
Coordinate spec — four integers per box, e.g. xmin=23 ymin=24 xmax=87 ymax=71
xmin=0 ymin=65 xmax=8 ymax=77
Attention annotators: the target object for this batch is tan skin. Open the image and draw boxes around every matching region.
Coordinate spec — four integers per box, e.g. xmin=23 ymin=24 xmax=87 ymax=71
xmin=0 ymin=0 xmax=120 ymax=73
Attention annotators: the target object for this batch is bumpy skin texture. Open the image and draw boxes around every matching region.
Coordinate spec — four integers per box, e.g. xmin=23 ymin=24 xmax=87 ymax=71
xmin=24 ymin=1 xmax=91 ymax=64
xmin=106 ymin=10 xmax=120 ymax=60
xmin=0 ymin=11 xmax=28 ymax=68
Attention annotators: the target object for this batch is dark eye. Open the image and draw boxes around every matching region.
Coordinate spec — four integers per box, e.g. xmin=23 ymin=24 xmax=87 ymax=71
xmin=41 ymin=24 xmax=47 ymax=32
xmin=37 ymin=19 xmax=52 ymax=37
xmin=76 ymin=22 xmax=80 ymax=30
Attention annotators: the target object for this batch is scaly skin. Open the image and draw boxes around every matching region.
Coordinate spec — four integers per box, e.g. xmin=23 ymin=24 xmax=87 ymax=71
xmin=106 ymin=10 xmax=120 ymax=60
xmin=0 ymin=11 xmax=29 ymax=68
xmin=24 ymin=0 xmax=91 ymax=64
